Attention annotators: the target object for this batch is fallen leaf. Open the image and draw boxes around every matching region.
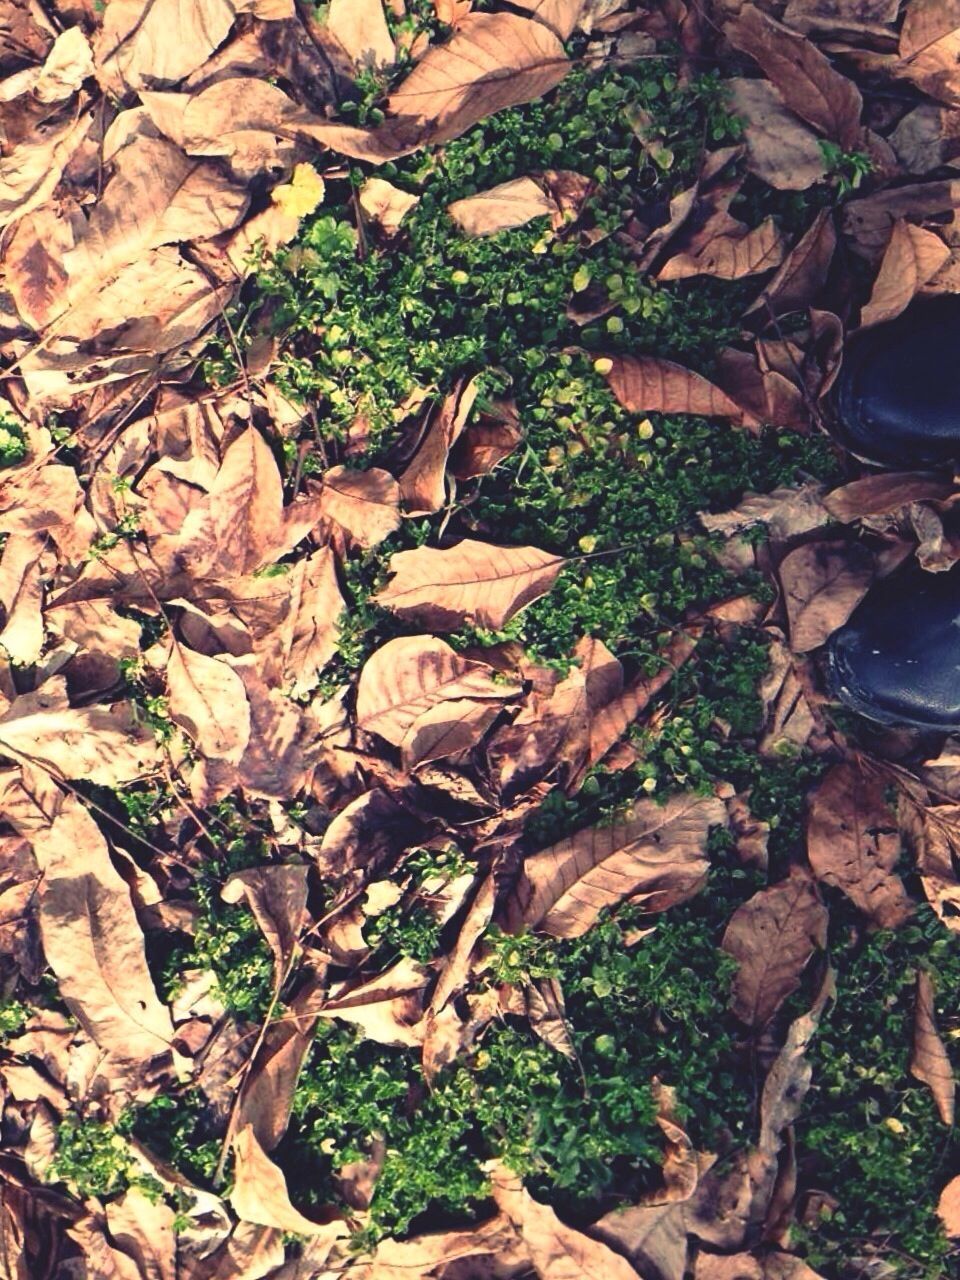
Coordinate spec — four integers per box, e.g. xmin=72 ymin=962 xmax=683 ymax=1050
xmin=823 ymin=472 xmax=954 ymax=521
xmin=315 ymin=465 xmax=402 ymax=550
xmin=374 ymin=539 xmax=565 ymax=630
xmin=33 ymin=801 xmax=176 ymax=1083
xmin=368 ymin=1214 xmax=528 ymax=1280
xmin=605 ymin=353 xmax=759 ymax=426
xmin=727 ymin=5 xmax=863 ymax=147
xmin=448 ymin=176 xmax=556 ymax=235
xmin=806 ymin=762 xmax=913 ymax=928
xmin=938 ymin=1174 xmax=960 ymax=1236
xmin=722 ymin=865 xmax=828 ymax=1028
xmin=778 ymin=540 xmax=874 ymax=652
xmin=910 ymin=968 xmax=955 ymax=1124
xmin=399 ymin=378 xmax=479 ymax=513
xmin=359 ymin=177 xmax=421 ymax=234
xmin=0 ymin=533 xmax=44 ymax=666
xmin=860 ymin=219 xmax=950 ymax=326
xmin=327 ymin=0 xmax=395 ymax=69
xmin=356 ymin=635 xmax=519 ymax=752
xmin=488 ymin=1159 xmax=641 ymax=1280
xmin=231 ymin=1124 xmax=345 ymax=1236
xmin=728 ymin=78 xmax=829 ymax=191
xmin=900 ymin=801 xmax=960 ymax=930
xmin=746 ymin=209 xmax=837 ymax=317
xmin=280 ymin=547 xmax=346 ymax=698
xmin=658 ymin=217 xmax=785 ymax=282
xmin=166 ymin=644 xmax=252 ymax=764
xmin=898 ymin=0 xmax=960 ymax=103
xmin=222 ymin=865 xmax=308 ymax=991
xmin=510 ymin=0 xmax=586 ymax=39
xmin=96 ymin=0 xmax=256 ymax=93
xmin=517 ymin=792 xmax=724 ymax=937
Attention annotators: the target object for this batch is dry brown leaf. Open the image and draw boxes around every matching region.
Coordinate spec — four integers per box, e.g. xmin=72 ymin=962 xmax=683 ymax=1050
xmin=488 ymin=1160 xmax=641 ymax=1280
xmin=900 ymin=802 xmax=960 ymax=930
xmin=222 ymin=865 xmax=308 ymax=991
xmin=806 ymin=762 xmax=913 ymax=928
xmin=232 ymin=1124 xmax=346 ymax=1237
xmin=658 ymin=217 xmax=785 ymax=282
xmin=359 ymin=177 xmax=421 ymax=234
xmin=722 ymin=865 xmax=828 ymax=1028
xmin=823 ymin=472 xmax=955 ymax=521
xmin=104 ymin=1188 xmax=177 ymax=1280
xmin=511 ymin=0 xmax=586 ymax=38
xmin=369 ymin=1214 xmax=528 ymax=1280
xmin=727 ymin=5 xmax=863 ymax=147
xmin=327 ymin=0 xmax=395 ymax=69
xmin=448 ymin=176 xmax=556 ymax=235
xmin=938 ymin=1174 xmax=960 ymax=1236
xmin=728 ymin=79 xmax=828 ymax=191
xmin=356 ymin=635 xmax=519 ymax=752
xmin=0 ymin=678 xmax=158 ymax=785
xmin=860 ymin=220 xmax=950 ymax=326
xmin=841 ymin=179 xmax=960 ymax=261
xmin=898 ymin=0 xmax=960 ymax=103
xmin=518 ymin=792 xmax=724 ymax=937
xmin=746 ymin=209 xmax=837 ymax=318
xmin=700 ymin=485 xmax=831 ymax=546
xmin=0 ymin=534 xmax=44 ymax=666
xmin=166 ymin=644 xmax=251 ymax=764
xmin=315 ymin=465 xmax=402 ymax=551
xmin=280 ymin=547 xmax=345 ymax=698
xmin=317 ymin=956 xmax=430 ymax=1047
xmin=33 ymin=801 xmax=177 ymax=1083
xmin=177 ymin=426 xmax=284 ymax=578
xmin=374 ymin=538 xmax=565 ymax=630
xmin=605 ymin=354 xmax=759 ymax=426
xmin=590 ymin=1201 xmax=688 ymax=1280
xmin=778 ymin=540 xmax=874 ymax=652
xmin=910 ymin=968 xmax=955 ymax=1124
xmin=399 ymin=378 xmax=479 ymax=513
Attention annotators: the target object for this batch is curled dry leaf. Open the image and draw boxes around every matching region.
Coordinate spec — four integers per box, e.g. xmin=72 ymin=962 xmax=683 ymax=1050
xmin=221 ymin=865 xmax=308 ymax=991
xmin=778 ymin=540 xmax=874 ymax=653
xmin=487 ymin=1159 xmax=641 ymax=1280
xmin=518 ymin=791 xmax=724 ymax=937
xmin=727 ymin=4 xmax=863 ymax=147
xmin=604 ymin=353 xmax=758 ymax=426
xmin=722 ymin=865 xmax=828 ymax=1029
xmin=231 ymin=1123 xmax=346 ymax=1237
xmin=399 ymin=377 xmax=479 ymax=513
xmin=859 ymin=219 xmax=950 ymax=327
xmin=806 ymin=762 xmax=913 ymax=928
xmin=910 ymin=968 xmax=955 ymax=1125
xmin=374 ymin=539 xmax=565 ymax=630
xmin=33 ymin=801 xmax=177 ymax=1083
xmin=448 ymin=176 xmax=556 ymax=236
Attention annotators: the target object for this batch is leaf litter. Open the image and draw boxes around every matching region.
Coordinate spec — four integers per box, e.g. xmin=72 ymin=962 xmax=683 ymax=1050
xmin=3 ymin=0 xmax=960 ymax=1277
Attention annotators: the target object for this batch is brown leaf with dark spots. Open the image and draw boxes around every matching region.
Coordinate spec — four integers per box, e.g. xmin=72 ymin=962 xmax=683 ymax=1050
xmin=604 ymin=353 xmax=759 ymax=426
xmin=374 ymin=539 xmax=565 ymax=630
xmin=899 ymin=802 xmax=960 ymax=930
xmin=860 ymin=220 xmax=950 ymax=327
xmin=910 ymin=968 xmax=955 ymax=1124
xmin=778 ymin=540 xmax=874 ymax=653
xmin=722 ymin=864 xmax=828 ymax=1029
xmin=806 ymin=762 xmax=913 ymax=928
xmin=727 ymin=4 xmax=864 ymax=147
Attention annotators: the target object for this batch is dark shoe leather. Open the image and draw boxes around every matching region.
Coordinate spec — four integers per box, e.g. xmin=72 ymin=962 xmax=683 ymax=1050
xmin=827 ymin=561 xmax=960 ymax=730
xmin=833 ymin=297 xmax=960 ymax=469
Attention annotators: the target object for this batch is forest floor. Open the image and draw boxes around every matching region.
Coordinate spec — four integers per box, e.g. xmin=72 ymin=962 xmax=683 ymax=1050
xmin=3 ymin=1 xmax=960 ymax=1278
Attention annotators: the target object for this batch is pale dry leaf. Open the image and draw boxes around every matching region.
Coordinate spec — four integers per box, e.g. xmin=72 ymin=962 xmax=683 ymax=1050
xmin=823 ymin=472 xmax=954 ymax=521
xmin=899 ymin=802 xmax=960 ymax=930
xmin=0 ymin=533 xmax=44 ymax=666
xmin=166 ymin=645 xmax=252 ymax=765
xmin=727 ymin=4 xmax=863 ymax=147
xmin=356 ymin=635 xmax=518 ymax=751
xmin=511 ymin=0 xmax=586 ymax=38
xmin=315 ymin=465 xmax=402 ymax=550
xmin=317 ymin=957 xmax=430 ymax=1047
xmin=860 ymin=220 xmax=950 ymax=327
xmin=910 ymin=968 xmax=956 ymax=1124
xmin=728 ymin=78 xmax=828 ymax=191
xmin=104 ymin=1188 xmax=177 ymax=1280
xmin=221 ymin=865 xmax=308 ymax=990
xmin=327 ymin=0 xmax=395 ymax=69
xmin=841 ymin=179 xmax=960 ymax=261
xmin=938 ymin=1175 xmax=960 ymax=1236
xmin=778 ymin=540 xmax=874 ymax=652
xmin=359 ymin=177 xmax=420 ymax=234
xmin=448 ymin=176 xmax=556 ymax=236
xmin=232 ymin=1124 xmax=345 ymax=1236
xmin=33 ymin=801 xmax=176 ymax=1080
xmin=700 ymin=485 xmax=830 ymax=545
xmin=722 ymin=865 xmax=828 ymax=1028
xmin=399 ymin=377 xmax=479 ymax=513
xmin=0 ymin=678 xmax=158 ymax=784
xmin=177 ymin=426 xmax=284 ymax=578
xmin=806 ymin=762 xmax=913 ymax=928
xmin=898 ymin=0 xmax=960 ymax=103
xmin=658 ymin=217 xmax=785 ymax=282
xmin=33 ymin=27 xmax=94 ymax=103
xmin=281 ymin=547 xmax=345 ymax=699
xmin=519 ymin=792 xmax=724 ymax=937
xmin=604 ymin=354 xmax=759 ymax=426
xmin=368 ymin=1214 xmax=528 ymax=1280
xmin=374 ymin=539 xmax=565 ymax=630
xmin=488 ymin=1160 xmax=641 ymax=1279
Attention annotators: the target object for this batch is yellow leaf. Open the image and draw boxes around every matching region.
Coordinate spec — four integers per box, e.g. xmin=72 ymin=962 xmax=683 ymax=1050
xmin=271 ymin=164 xmax=326 ymax=219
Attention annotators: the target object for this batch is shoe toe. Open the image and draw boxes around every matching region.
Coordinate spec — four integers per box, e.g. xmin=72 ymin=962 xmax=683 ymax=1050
xmin=827 ymin=563 xmax=960 ymax=730
xmin=834 ymin=297 xmax=960 ymax=469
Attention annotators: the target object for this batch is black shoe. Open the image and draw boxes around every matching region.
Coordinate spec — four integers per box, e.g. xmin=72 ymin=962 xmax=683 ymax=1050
xmin=827 ymin=561 xmax=960 ymax=730
xmin=832 ymin=296 xmax=960 ymax=470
